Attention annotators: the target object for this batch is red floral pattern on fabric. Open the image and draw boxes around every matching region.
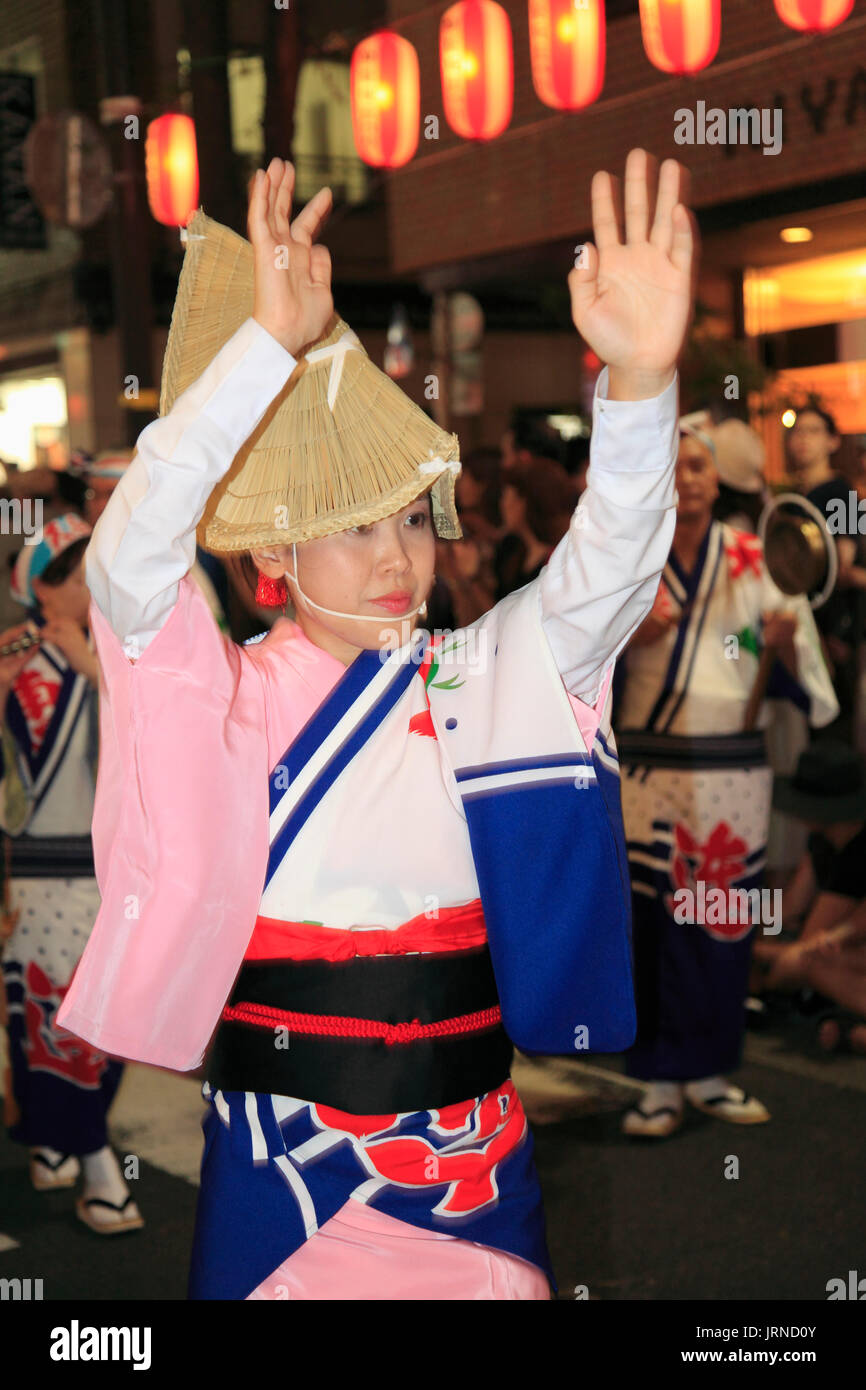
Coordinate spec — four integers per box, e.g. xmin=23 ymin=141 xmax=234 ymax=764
xmin=672 ymin=821 xmax=748 ymax=894
xmin=408 ymin=707 xmax=437 ymax=739
xmin=724 ymin=529 xmax=763 ymax=581
xmin=13 ymin=667 xmax=61 ymax=753
xmin=24 ymin=961 xmax=109 ymax=1089
xmin=668 ymin=821 xmax=754 ymax=942
xmin=411 ymin=637 xmax=446 ymax=740
xmin=311 ymin=1081 xmax=524 ymax=1216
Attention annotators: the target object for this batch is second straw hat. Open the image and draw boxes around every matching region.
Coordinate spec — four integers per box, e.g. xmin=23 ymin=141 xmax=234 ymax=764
xmin=159 ymin=208 xmax=463 ymax=552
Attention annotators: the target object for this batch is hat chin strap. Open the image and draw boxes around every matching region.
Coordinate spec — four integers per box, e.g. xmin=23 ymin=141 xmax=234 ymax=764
xmin=283 ymin=543 xmax=428 ymax=625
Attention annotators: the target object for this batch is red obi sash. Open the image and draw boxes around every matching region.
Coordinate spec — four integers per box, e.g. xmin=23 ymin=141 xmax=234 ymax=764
xmin=243 ymin=897 xmax=487 ymax=963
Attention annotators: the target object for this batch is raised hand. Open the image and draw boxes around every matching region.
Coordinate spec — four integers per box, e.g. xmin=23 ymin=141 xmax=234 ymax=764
xmin=568 ymin=149 xmax=698 ymax=400
xmin=249 ymin=157 xmax=335 ymax=358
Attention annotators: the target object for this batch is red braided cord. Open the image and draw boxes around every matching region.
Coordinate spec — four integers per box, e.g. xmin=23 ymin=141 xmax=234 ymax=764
xmin=222 ymin=1000 xmax=502 ymax=1045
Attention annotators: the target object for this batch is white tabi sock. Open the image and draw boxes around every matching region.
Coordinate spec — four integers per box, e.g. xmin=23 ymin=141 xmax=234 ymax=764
xmin=684 ymin=1075 xmax=730 ymax=1102
xmin=80 ymin=1146 xmax=130 ymax=1206
xmin=640 ymin=1081 xmax=684 ymax=1113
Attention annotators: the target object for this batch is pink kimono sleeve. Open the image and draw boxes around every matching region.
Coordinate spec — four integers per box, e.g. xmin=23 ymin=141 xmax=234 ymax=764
xmin=57 ymin=574 xmax=272 ymax=1071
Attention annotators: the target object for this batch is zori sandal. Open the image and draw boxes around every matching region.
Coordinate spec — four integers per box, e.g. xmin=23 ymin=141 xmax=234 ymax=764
xmin=30 ymin=1149 xmax=81 ymax=1191
xmin=621 ymin=1101 xmax=683 ymax=1138
xmin=685 ymin=1084 xmax=770 ymax=1125
xmin=75 ymin=1194 xmax=145 ymax=1235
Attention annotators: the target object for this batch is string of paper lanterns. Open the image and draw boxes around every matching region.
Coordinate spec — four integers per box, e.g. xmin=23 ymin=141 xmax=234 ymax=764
xmin=349 ymin=0 xmax=858 ymax=169
xmin=141 ymin=0 xmax=858 ymax=216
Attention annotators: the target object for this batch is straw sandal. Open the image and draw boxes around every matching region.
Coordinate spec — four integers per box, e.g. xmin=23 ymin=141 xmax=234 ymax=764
xmin=684 ymin=1084 xmax=770 ymax=1124
xmin=29 ymin=1148 xmax=80 ymax=1191
xmin=621 ymin=1100 xmax=683 ymax=1138
xmin=75 ymin=1193 xmax=144 ymax=1235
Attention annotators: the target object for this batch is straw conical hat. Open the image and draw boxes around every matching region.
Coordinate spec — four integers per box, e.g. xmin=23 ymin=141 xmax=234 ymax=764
xmin=159 ymin=208 xmax=463 ymax=552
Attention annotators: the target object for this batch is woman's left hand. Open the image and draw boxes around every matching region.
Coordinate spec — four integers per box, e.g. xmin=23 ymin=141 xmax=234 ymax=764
xmin=41 ymin=617 xmax=98 ymax=682
xmin=568 ymin=148 xmax=697 ymax=391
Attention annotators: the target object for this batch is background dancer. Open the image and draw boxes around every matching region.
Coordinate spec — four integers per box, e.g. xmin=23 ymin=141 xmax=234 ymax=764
xmin=0 ymin=516 xmax=143 ymax=1232
xmin=618 ymin=424 xmax=837 ymax=1139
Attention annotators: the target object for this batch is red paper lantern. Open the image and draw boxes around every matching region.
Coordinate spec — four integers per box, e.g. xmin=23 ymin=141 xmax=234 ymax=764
xmin=145 ymin=113 xmax=199 ymax=227
xmin=774 ymin=0 xmax=854 ymax=31
xmin=529 ymin=0 xmax=606 ymax=111
xmin=351 ymin=31 xmax=419 ymax=169
xmin=639 ymin=0 xmax=721 ymax=75
xmin=440 ymin=0 xmax=513 ymax=140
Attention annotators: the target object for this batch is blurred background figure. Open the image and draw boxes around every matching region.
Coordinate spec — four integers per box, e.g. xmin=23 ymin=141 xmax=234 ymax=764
xmin=74 ymin=448 xmax=234 ymax=639
xmin=710 ymin=416 xmax=768 ymax=534
xmin=0 ymin=464 xmax=69 ymax=636
xmin=615 ymin=424 xmax=836 ymax=1139
xmin=431 ymin=513 xmax=496 ymax=630
xmin=787 ymin=406 xmax=843 ymax=499
xmin=494 ymin=456 xmax=578 ymax=603
xmin=454 ymin=446 xmax=501 ymax=549
xmin=427 ymin=445 xmax=502 ymax=629
xmin=752 ymin=743 xmax=866 ymax=1055
xmin=787 ymin=408 xmax=866 ymax=742
xmin=0 ymin=514 xmax=143 ymax=1234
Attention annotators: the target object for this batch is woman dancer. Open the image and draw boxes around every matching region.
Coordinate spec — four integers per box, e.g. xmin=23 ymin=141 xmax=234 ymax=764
xmin=0 ymin=516 xmax=142 ymax=1232
xmin=59 ymin=148 xmax=694 ymax=1297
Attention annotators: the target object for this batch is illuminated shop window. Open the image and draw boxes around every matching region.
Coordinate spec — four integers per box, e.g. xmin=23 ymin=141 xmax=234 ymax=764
xmin=0 ymin=371 xmax=68 ymax=469
xmin=744 ymin=250 xmax=866 ymax=336
xmin=293 ymin=61 xmax=368 ymax=205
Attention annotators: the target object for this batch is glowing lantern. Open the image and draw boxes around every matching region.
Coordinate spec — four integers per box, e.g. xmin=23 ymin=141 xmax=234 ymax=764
xmin=440 ymin=1 xmax=513 ymax=140
xmin=639 ymin=0 xmax=721 ymax=75
xmin=529 ymin=0 xmax=606 ymax=110
xmin=774 ymin=0 xmax=854 ymax=31
xmin=351 ymin=31 xmax=419 ymax=169
xmin=145 ymin=113 xmax=199 ymax=227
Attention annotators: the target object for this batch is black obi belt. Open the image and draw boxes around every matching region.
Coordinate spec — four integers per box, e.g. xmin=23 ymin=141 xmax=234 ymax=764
xmin=206 ymin=945 xmax=513 ymax=1114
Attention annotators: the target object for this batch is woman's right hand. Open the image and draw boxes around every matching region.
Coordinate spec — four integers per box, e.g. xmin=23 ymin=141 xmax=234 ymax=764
xmin=249 ymin=157 xmax=334 ymax=358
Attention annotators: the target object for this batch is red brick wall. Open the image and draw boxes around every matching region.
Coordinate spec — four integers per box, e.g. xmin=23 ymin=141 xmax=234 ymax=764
xmin=385 ymin=0 xmax=866 ymax=273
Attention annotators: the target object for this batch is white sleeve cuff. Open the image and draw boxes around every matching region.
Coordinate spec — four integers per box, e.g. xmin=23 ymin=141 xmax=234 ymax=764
xmin=586 ymin=365 xmax=680 ymax=510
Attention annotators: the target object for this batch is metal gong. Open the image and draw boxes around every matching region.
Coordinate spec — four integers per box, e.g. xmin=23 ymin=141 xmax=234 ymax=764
xmin=758 ymin=493 xmax=837 ymax=610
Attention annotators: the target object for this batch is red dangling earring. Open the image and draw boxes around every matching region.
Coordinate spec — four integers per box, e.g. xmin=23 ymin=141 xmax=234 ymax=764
xmin=255 ymin=571 xmax=288 ymax=607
